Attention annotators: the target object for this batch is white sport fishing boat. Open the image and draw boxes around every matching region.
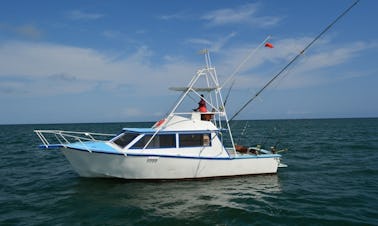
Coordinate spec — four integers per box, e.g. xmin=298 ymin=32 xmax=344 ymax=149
xmin=34 ymin=1 xmax=360 ymax=179
xmin=34 ymin=51 xmax=283 ymax=179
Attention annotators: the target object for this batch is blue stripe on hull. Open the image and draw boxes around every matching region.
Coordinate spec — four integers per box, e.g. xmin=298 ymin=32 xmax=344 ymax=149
xmin=65 ymin=146 xmax=281 ymax=160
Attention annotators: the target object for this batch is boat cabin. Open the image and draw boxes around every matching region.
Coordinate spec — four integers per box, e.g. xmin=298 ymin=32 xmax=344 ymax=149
xmin=109 ymin=114 xmax=230 ymax=158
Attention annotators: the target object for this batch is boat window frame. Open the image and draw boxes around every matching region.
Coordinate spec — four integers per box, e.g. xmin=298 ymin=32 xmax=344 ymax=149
xmin=178 ymin=132 xmax=212 ymax=148
xmin=130 ymin=133 xmax=177 ymax=149
xmin=111 ymin=132 xmax=140 ymax=149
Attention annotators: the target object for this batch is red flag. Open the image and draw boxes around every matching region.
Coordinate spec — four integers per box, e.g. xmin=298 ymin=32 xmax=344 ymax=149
xmin=265 ymin=42 xmax=274 ymax=48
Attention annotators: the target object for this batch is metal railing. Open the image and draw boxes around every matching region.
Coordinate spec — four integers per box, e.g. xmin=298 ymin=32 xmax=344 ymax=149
xmin=34 ymin=130 xmax=116 ymax=149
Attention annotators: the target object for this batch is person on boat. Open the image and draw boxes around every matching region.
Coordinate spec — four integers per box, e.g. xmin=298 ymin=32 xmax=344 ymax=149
xmin=193 ymin=94 xmax=207 ymax=112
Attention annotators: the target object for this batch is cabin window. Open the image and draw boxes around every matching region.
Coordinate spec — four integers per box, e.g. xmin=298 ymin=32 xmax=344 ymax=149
xmin=113 ymin=133 xmax=139 ymax=148
xmin=179 ymin=134 xmax=211 ymax=147
xmin=131 ymin=134 xmax=176 ymax=149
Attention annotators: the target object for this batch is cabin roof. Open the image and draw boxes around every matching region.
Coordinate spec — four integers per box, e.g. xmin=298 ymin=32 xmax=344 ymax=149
xmin=122 ymin=127 xmax=218 ymax=134
xmin=123 ymin=115 xmax=219 ymax=135
xmin=123 ymin=128 xmax=157 ymax=133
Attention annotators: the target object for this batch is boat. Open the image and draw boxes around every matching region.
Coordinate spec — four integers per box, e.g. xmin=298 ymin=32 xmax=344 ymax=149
xmin=34 ymin=1 xmax=361 ymax=179
xmin=34 ymin=51 xmax=283 ymax=179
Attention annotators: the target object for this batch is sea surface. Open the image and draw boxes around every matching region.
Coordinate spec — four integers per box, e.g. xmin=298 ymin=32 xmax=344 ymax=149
xmin=1 ymin=118 xmax=377 ymax=225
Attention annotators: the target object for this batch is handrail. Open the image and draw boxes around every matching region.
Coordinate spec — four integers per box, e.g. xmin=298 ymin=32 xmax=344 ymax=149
xmin=34 ymin=130 xmax=116 ymax=149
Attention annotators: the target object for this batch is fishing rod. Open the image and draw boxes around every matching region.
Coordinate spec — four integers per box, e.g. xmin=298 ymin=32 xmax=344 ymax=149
xmin=228 ymin=0 xmax=360 ymax=122
xmin=223 ymin=79 xmax=235 ymax=107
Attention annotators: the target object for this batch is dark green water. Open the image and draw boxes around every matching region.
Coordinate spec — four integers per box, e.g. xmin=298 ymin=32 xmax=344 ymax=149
xmin=1 ymin=118 xmax=377 ymax=225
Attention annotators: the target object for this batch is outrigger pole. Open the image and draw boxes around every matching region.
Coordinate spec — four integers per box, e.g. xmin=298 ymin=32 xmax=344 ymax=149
xmin=222 ymin=35 xmax=271 ymax=107
xmin=229 ymin=0 xmax=360 ymax=122
xmin=221 ymin=35 xmax=272 ymax=89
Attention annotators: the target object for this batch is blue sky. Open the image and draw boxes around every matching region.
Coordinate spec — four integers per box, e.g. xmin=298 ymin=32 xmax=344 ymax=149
xmin=0 ymin=0 xmax=377 ymax=124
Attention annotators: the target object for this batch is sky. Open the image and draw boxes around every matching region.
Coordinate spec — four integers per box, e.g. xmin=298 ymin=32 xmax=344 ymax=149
xmin=0 ymin=0 xmax=377 ymax=124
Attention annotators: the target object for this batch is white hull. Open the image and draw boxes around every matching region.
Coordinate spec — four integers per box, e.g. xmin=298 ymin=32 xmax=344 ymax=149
xmin=63 ymin=148 xmax=280 ymax=179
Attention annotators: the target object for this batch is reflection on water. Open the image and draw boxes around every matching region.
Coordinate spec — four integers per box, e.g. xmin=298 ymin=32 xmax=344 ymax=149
xmin=68 ymin=175 xmax=281 ymax=220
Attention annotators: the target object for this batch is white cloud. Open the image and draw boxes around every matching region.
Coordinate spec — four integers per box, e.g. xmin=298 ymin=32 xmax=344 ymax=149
xmin=296 ymin=42 xmax=366 ymax=71
xmin=273 ymin=41 xmax=368 ymax=88
xmin=186 ymin=38 xmax=212 ymax=46
xmin=102 ymin=30 xmax=122 ymax=39
xmin=202 ymin=3 xmax=281 ymax=27
xmin=0 ymin=23 xmax=42 ymax=39
xmin=0 ymin=41 xmax=110 ymax=79
xmin=215 ymin=37 xmax=370 ymax=90
xmin=0 ymin=41 xmax=194 ymax=97
xmin=159 ymin=11 xmax=189 ymax=20
xmin=0 ymin=36 xmax=369 ymax=99
xmin=187 ymin=32 xmax=237 ymax=52
xmin=15 ymin=24 xmax=42 ymax=39
xmin=66 ymin=10 xmax=104 ymax=20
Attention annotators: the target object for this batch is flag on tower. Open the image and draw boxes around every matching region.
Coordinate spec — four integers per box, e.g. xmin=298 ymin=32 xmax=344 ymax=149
xmin=264 ymin=42 xmax=274 ymax=48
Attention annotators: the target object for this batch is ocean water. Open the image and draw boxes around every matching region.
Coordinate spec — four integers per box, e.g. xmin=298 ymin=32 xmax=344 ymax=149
xmin=1 ymin=118 xmax=377 ymax=225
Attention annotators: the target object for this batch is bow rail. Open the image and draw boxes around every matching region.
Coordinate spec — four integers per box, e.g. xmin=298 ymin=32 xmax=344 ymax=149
xmin=34 ymin=130 xmax=116 ymax=149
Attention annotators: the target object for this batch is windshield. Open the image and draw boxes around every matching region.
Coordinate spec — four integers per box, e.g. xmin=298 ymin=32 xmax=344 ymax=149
xmin=112 ymin=132 xmax=139 ymax=148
